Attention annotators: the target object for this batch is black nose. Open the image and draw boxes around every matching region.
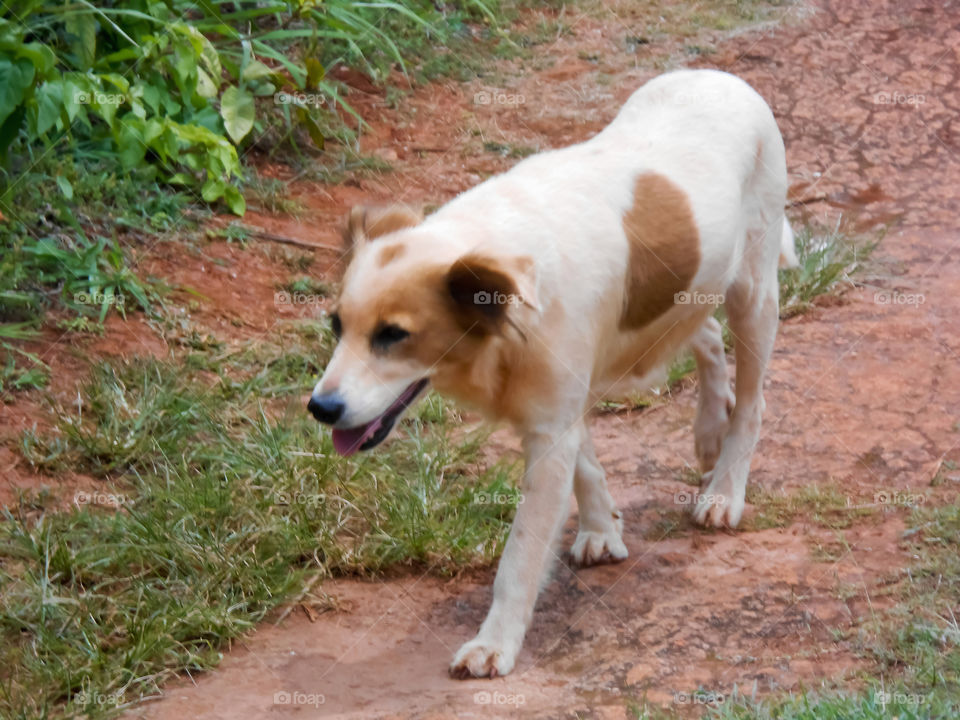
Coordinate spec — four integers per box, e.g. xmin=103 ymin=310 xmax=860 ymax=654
xmin=307 ymin=392 xmax=345 ymax=424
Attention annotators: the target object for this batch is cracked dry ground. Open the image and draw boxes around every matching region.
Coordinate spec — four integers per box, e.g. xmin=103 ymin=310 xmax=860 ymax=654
xmin=125 ymin=1 xmax=960 ymax=718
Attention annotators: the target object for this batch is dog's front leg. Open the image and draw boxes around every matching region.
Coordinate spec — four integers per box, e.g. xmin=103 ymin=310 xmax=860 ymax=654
xmin=450 ymin=426 xmax=579 ymax=678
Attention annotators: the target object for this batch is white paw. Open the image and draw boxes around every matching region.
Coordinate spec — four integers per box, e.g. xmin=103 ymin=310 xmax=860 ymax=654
xmin=570 ymin=529 xmax=628 ymax=566
xmin=449 ymin=637 xmax=517 ymax=679
xmin=691 ymin=470 xmax=746 ymax=528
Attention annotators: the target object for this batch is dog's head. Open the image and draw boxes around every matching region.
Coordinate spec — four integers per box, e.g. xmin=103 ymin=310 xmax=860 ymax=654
xmin=308 ymin=204 xmax=539 ymax=456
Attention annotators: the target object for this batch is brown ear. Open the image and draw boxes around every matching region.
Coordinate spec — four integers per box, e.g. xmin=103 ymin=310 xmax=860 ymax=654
xmin=446 ymin=253 xmax=539 ymax=336
xmin=341 ymin=204 xmax=421 ymax=257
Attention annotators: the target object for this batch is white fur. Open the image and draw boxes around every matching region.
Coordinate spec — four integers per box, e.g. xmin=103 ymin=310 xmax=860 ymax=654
xmin=317 ymin=69 xmax=790 ymax=678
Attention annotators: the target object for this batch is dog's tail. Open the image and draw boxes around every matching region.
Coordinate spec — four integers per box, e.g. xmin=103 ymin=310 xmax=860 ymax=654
xmin=778 ymin=217 xmax=799 ymax=269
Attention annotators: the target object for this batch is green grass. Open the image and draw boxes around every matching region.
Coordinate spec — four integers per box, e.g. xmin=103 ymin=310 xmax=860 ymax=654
xmin=0 ymin=159 xmax=177 ymax=395
xmin=0 ymin=320 xmax=520 ymax=719
xmin=779 ymin=221 xmax=879 ymax=318
xmin=243 ymin=173 xmax=305 ymax=216
xmin=0 ymin=157 xmax=185 ymax=381
xmin=742 ymin=483 xmax=876 ymax=531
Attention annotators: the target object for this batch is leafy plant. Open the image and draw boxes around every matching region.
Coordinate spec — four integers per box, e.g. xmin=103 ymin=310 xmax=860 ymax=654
xmin=0 ymin=1 xmax=501 ymax=215
xmin=779 ymin=221 xmax=879 ymax=318
xmin=0 ymin=322 xmax=48 ymax=393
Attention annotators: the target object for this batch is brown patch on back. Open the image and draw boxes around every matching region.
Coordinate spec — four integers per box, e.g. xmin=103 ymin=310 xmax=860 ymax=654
xmin=620 ymin=173 xmax=700 ymax=329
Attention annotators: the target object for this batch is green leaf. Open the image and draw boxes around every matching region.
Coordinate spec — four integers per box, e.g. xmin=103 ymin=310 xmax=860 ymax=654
xmin=196 ymin=68 xmax=218 ymax=99
xmin=223 ymin=184 xmax=245 ymax=216
xmin=305 ymin=58 xmax=325 ymax=89
xmin=201 ymin=176 xmax=225 ymax=202
xmin=296 ymin=107 xmax=324 ymax=150
xmin=219 ymin=85 xmax=254 ymax=143
xmin=101 ymin=73 xmax=130 ymax=93
xmin=94 ymin=88 xmax=121 ymax=127
xmin=0 ymin=105 xmax=26 ymax=160
xmin=242 ymin=59 xmax=274 ymax=82
xmin=14 ymin=43 xmax=57 ymax=77
xmin=64 ymin=12 xmax=97 ymax=70
xmin=115 ymin=117 xmax=146 ymax=169
xmin=138 ymin=83 xmax=160 ymax=113
xmin=0 ymin=55 xmax=35 ymax=128
xmin=250 ymin=81 xmax=275 ymax=97
xmin=63 ymin=75 xmax=91 ymax=122
xmin=34 ymin=80 xmax=63 ymax=135
xmin=56 ymin=175 xmax=74 ymax=200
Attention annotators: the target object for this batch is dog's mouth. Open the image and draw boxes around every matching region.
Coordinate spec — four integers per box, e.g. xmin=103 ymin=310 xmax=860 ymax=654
xmin=331 ymin=378 xmax=430 ymax=456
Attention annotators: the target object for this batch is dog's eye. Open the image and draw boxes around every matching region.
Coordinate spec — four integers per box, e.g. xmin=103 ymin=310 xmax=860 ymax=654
xmin=330 ymin=313 xmax=342 ymax=339
xmin=371 ymin=324 xmax=410 ymax=351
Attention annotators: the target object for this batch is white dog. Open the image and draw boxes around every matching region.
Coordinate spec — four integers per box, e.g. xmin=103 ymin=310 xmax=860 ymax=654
xmin=308 ymin=69 xmax=795 ymax=678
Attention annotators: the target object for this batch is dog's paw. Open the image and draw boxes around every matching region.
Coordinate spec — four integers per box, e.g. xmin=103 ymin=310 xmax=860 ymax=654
xmin=691 ymin=470 xmax=745 ymax=528
xmin=449 ymin=638 xmax=516 ymax=679
xmin=570 ymin=529 xmax=628 ymax=566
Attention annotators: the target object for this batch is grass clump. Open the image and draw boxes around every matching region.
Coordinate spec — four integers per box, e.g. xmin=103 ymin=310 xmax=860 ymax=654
xmin=742 ymin=483 xmax=875 ymax=531
xmin=779 ymin=221 xmax=879 ymax=318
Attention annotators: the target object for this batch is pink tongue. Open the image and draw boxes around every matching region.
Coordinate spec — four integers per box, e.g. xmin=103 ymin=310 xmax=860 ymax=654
xmin=331 ymin=419 xmax=381 ymax=457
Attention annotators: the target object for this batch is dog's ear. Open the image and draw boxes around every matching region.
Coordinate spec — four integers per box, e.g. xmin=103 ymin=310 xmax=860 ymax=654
xmin=341 ymin=204 xmax=422 ymax=259
xmin=445 ymin=252 xmax=540 ymax=337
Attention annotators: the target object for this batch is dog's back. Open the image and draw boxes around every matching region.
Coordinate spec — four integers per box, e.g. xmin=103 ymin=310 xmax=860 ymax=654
xmin=424 ymin=69 xmax=788 ymax=405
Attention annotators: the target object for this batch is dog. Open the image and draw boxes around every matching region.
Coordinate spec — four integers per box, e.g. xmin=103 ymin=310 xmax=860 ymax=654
xmin=307 ymin=69 xmax=795 ymax=678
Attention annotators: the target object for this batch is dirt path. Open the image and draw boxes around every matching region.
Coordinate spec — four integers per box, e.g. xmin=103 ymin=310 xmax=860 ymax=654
xmin=111 ymin=0 xmax=960 ymax=717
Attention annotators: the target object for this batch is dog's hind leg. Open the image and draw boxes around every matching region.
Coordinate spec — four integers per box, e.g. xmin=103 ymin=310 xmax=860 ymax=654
xmin=692 ymin=222 xmax=780 ymax=529
xmin=570 ymin=424 xmax=628 ymax=566
xmin=691 ymin=316 xmax=735 ymax=473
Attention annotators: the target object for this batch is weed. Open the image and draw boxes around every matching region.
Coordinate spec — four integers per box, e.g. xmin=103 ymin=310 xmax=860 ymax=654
xmin=779 ymin=221 xmax=879 ymax=318
xmin=483 ymin=141 xmax=539 ymax=158
xmin=281 ymin=276 xmax=334 ymax=298
xmin=244 ymin=173 xmax=305 ymax=216
xmin=743 ymin=484 xmax=875 ymax=531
